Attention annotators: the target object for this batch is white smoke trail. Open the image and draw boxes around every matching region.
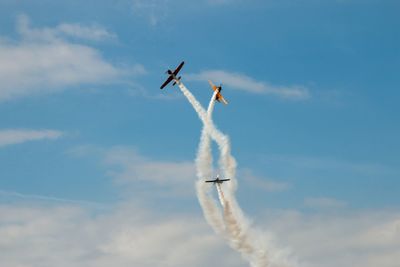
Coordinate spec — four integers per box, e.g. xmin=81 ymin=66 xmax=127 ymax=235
xmin=177 ymin=80 xmax=265 ymax=265
xmin=176 ymin=81 xmax=237 ymax=190
xmin=215 ymin=183 xmax=226 ymax=208
xmin=223 ymin=201 xmax=270 ymax=267
xmin=195 ymin=89 xmax=225 ymax=235
xmin=177 ymin=80 xmax=293 ymax=267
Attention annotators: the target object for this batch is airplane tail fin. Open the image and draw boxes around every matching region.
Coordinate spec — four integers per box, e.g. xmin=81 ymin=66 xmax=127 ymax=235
xmin=172 ymin=76 xmax=181 ymax=86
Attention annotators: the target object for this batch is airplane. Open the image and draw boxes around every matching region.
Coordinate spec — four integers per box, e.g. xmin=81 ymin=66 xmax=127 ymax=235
xmin=160 ymin=61 xmax=185 ymax=89
xmin=208 ymin=80 xmax=228 ymax=105
xmin=205 ymin=175 xmax=230 ymax=184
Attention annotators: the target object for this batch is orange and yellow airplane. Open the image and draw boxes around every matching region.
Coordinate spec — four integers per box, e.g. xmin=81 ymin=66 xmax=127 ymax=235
xmin=208 ymin=80 xmax=228 ymax=105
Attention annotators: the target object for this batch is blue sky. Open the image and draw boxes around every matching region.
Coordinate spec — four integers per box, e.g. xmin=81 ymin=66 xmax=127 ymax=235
xmin=0 ymin=1 xmax=399 ymax=266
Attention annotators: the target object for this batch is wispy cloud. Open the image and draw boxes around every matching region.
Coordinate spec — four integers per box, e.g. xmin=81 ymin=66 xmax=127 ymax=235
xmin=0 ymin=190 xmax=104 ymax=208
xmin=129 ymin=1 xmax=241 ymax=26
xmin=104 ymin=146 xmax=195 ymax=186
xmin=131 ymin=0 xmax=169 ymax=26
xmin=0 ymin=129 xmax=63 ymax=147
xmin=262 ymin=154 xmax=397 ymax=176
xmin=0 ymin=15 xmax=144 ymax=101
xmin=17 ymin=14 xmax=116 ymax=42
xmin=187 ymin=70 xmax=310 ymax=100
xmin=304 ymin=197 xmax=347 ymax=209
xmin=241 ymin=169 xmax=291 ymax=192
xmin=69 ymin=145 xmax=196 ymax=197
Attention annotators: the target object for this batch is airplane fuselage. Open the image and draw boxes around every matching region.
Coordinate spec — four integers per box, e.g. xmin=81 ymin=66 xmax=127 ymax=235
xmin=160 ymin=61 xmax=184 ymax=89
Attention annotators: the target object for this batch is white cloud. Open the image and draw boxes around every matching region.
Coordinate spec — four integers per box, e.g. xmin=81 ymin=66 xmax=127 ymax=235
xmin=187 ymin=70 xmax=310 ymax=100
xmin=2 ymin=198 xmax=399 ymax=267
xmin=0 ymin=42 xmax=121 ymax=100
xmin=3 ymin=140 xmax=399 ymax=267
xmin=0 ymin=202 xmax=243 ymax=267
xmin=304 ymin=197 xmax=347 ymax=209
xmin=263 ymin=209 xmax=400 ymax=267
xmin=0 ymin=129 xmax=63 ymax=147
xmin=0 ymin=15 xmax=143 ymax=101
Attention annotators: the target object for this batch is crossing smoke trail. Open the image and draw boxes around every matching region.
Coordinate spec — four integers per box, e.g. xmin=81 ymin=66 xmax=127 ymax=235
xmin=195 ymin=89 xmax=226 ymax=235
xmin=175 ymin=81 xmax=237 ymax=190
xmin=176 ymin=80 xmax=274 ymax=267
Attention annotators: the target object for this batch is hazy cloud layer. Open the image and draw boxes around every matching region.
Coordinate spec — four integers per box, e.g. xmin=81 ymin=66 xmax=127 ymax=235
xmin=187 ymin=70 xmax=310 ymax=100
xmin=264 ymin=209 xmax=400 ymax=267
xmin=1 ymin=200 xmax=399 ymax=267
xmin=0 ymin=202 xmax=243 ymax=267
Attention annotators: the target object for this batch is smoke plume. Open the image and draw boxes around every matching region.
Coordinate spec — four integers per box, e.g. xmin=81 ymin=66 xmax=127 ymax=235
xmin=177 ymin=80 xmax=294 ymax=267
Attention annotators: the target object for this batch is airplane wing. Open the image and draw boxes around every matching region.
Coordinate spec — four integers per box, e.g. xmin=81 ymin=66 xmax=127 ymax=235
xmin=205 ymin=180 xmax=216 ymax=183
xmin=173 ymin=61 xmax=185 ymax=75
xmin=219 ymin=96 xmax=228 ymax=105
xmin=208 ymin=80 xmax=217 ymax=91
xmin=216 ymin=93 xmax=228 ymax=105
xmin=160 ymin=76 xmax=173 ymax=89
xmin=219 ymin=179 xmax=230 ymax=182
